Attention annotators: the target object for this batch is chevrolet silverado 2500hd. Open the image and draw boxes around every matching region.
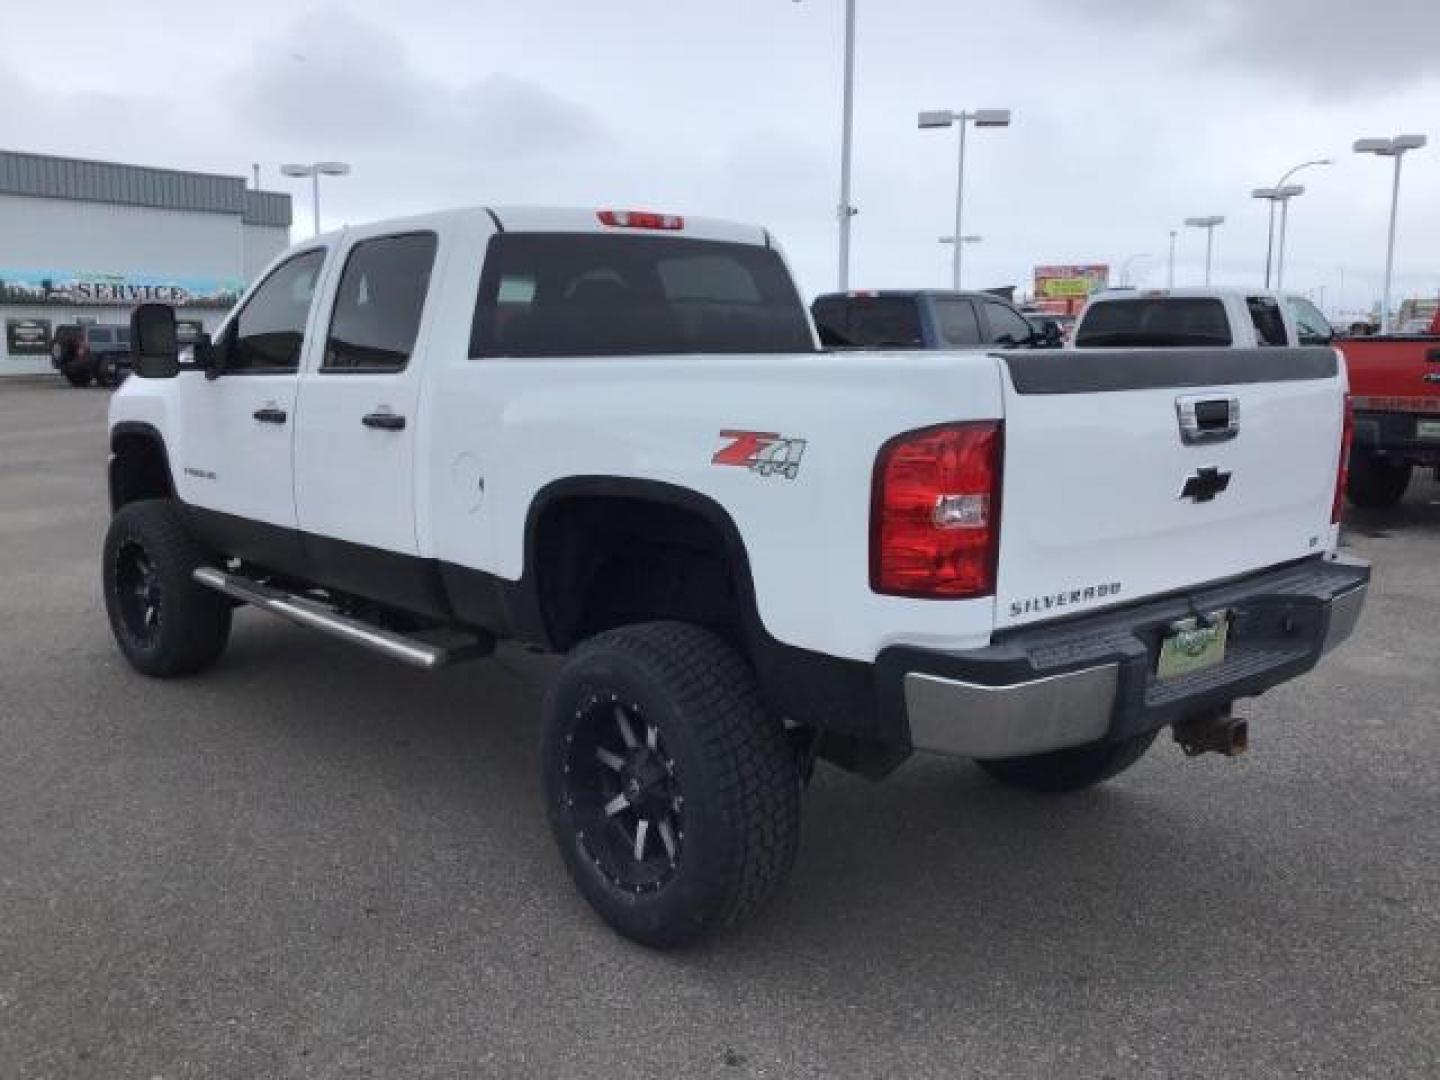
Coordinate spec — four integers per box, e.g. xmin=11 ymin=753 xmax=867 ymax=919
xmin=104 ymin=206 xmax=1369 ymax=946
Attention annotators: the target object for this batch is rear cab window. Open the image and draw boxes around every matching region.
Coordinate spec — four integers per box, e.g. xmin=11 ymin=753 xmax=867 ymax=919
xmin=810 ymin=296 xmax=923 ymax=349
xmin=1074 ymin=298 xmax=1233 ymax=347
xmin=471 ymin=234 xmax=815 ymax=357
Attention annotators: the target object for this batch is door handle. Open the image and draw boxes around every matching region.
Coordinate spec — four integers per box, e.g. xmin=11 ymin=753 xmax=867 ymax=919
xmin=253 ymin=407 xmax=288 ymax=424
xmin=362 ymin=412 xmax=406 ymax=431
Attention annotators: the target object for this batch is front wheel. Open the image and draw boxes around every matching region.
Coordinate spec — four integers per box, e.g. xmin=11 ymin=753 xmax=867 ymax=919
xmin=974 ymin=730 xmax=1158 ymax=793
xmin=542 ymin=622 xmax=801 ymax=948
xmin=103 ymin=499 xmax=232 ymax=677
xmin=62 ymin=365 xmax=93 ymax=388
xmin=1346 ymin=450 xmax=1411 ymax=509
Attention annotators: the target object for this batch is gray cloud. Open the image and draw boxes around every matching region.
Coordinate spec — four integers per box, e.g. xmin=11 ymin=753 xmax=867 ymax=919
xmin=234 ymin=6 xmax=608 ymax=158
xmin=1042 ymin=0 xmax=1440 ymax=97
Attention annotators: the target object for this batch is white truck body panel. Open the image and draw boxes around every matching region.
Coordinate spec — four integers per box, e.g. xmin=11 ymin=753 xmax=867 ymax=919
xmin=996 ymin=370 xmax=1344 ymax=629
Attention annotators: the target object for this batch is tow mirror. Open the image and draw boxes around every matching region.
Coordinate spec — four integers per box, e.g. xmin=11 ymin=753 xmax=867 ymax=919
xmin=129 ymin=303 xmax=180 ymax=378
xmin=1038 ymin=320 xmax=1063 ymax=347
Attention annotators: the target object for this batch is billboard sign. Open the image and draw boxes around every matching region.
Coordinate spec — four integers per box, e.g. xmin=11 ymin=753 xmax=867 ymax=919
xmin=1034 ymin=264 xmax=1109 ymax=300
xmin=0 ymin=269 xmax=242 ymax=309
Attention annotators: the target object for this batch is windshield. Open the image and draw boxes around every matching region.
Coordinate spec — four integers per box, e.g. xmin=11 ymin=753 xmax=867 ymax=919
xmin=470 ymin=233 xmax=815 ymax=357
xmin=1075 ymin=298 xmax=1233 ymax=347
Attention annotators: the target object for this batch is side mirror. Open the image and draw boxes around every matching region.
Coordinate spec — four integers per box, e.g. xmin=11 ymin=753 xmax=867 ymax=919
xmin=129 ymin=303 xmax=180 ymax=378
xmin=1039 ymin=320 xmax=1063 ymax=347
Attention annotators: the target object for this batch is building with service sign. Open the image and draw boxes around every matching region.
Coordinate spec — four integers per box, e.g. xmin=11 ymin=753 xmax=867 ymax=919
xmin=1 ymin=150 xmax=292 ymax=376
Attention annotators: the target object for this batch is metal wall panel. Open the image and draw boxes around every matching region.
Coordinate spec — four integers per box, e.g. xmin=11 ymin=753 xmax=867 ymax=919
xmin=0 ymin=150 xmax=290 ymax=226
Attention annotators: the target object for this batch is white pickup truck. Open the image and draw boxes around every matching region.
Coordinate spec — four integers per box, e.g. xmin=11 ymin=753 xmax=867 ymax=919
xmin=105 ymin=206 xmax=1368 ymax=946
xmin=1074 ymin=288 xmax=1337 ymax=350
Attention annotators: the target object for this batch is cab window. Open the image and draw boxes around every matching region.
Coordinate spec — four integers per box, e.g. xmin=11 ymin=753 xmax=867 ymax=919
xmin=324 ymin=232 xmax=437 ymax=372
xmin=228 ymin=250 xmax=326 ymax=373
xmin=1246 ymin=296 xmax=1289 ymax=347
xmin=935 ymin=299 xmax=982 ymax=346
xmin=982 ymin=300 xmax=1034 ymax=346
xmin=1285 ymin=297 xmax=1334 ymax=346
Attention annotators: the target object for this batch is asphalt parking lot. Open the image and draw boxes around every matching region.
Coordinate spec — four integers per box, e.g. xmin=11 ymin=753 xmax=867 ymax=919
xmin=1 ymin=378 xmax=1436 ymax=1079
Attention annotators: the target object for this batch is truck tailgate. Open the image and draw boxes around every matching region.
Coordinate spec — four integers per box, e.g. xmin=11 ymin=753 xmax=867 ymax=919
xmin=995 ymin=348 xmax=1345 ymax=630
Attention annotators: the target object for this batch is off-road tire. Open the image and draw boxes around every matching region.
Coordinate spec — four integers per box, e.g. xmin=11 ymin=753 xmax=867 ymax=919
xmin=103 ymin=499 xmax=231 ymax=677
xmin=542 ymin=621 xmax=801 ymax=948
xmin=63 ymin=365 xmax=93 ymax=388
xmin=1346 ymin=450 xmax=1411 ymax=509
xmin=975 ymin=730 xmax=1158 ymax=793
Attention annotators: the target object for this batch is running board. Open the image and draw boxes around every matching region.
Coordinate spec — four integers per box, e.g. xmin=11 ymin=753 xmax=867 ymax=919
xmin=192 ymin=567 xmax=493 ymax=671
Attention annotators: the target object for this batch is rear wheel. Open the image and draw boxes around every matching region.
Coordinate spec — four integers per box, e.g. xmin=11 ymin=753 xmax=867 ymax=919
xmin=1346 ymin=450 xmax=1411 ymax=509
xmin=62 ymin=365 xmax=93 ymax=388
xmin=102 ymin=499 xmax=231 ymax=677
xmin=975 ymin=731 xmax=1158 ymax=793
xmin=542 ymin=621 xmax=801 ymax=948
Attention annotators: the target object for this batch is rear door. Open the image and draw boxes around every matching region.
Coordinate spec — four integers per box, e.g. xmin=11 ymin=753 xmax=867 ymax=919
xmin=292 ymin=228 xmax=443 ymax=608
xmin=994 ymin=348 xmax=1345 ymax=629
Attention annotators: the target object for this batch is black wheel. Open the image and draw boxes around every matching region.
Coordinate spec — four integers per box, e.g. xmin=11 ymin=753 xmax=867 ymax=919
xmin=102 ymin=499 xmax=231 ymax=677
xmin=1346 ymin=450 xmax=1411 ymax=509
xmin=975 ymin=730 xmax=1158 ymax=793
xmin=542 ymin=621 xmax=801 ymax=948
xmin=62 ymin=365 xmax=93 ymax=388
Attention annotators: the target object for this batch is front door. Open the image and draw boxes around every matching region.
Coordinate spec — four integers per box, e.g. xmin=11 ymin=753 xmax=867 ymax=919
xmin=173 ymin=248 xmax=329 ymax=572
xmin=293 ymin=229 xmax=441 ymax=611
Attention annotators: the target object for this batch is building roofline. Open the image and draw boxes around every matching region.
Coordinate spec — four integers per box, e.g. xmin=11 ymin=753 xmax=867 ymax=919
xmin=0 ymin=149 xmax=291 ymax=228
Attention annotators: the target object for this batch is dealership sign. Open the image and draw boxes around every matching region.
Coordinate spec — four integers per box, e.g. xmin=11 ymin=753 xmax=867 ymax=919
xmin=0 ymin=269 xmax=242 ymax=309
xmin=1034 ymin=264 xmax=1109 ymax=299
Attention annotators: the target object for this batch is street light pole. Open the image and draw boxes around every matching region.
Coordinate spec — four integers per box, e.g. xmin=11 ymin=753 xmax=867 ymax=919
xmin=1167 ymin=230 xmax=1177 ymax=289
xmin=1118 ymin=253 xmax=1151 ymax=288
xmin=1184 ymin=216 xmax=1225 ymax=285
xmin=1354 ymin=134 xmax=1427 ymax=333
xmin=279 ymin=161 xmax=352 ymax=238
xmin=952 ymin=119 xmax=968 ymax=291
xmin=837 ymin=0 xmax=856 ymax=290
xmin=919 ymin=107 xmax=1011 ymax=290
xmin=1254 ymin=159 xmax=1330 ymax=290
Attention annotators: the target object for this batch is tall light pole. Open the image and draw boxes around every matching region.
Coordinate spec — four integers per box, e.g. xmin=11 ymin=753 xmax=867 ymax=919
xmin=938 ymin=235 xmax=981 ymax=285
xmin=1251 ymin=185 xmax=1303 ymax=290
xmin=280 ymin=161 xmax=351 ymax=237
xmin=1354 ymin=134 xmax=1428 ymax=333
xmin=1253 ymin=158 xmax=1331 ymax=289
xmin=1166 ymin=229 xmax=1177 ymax=289
xmin=1184 ymin=216 xmax=1225 ymax=285
xmin=919 ymin=108 xmax=1012 ymax=290
xmin=1118 ymin=252 xmax=1151 ymax=287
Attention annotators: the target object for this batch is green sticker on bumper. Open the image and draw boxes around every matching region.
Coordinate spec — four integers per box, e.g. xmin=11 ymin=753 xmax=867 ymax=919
xmin=1157 ymin=613 xmax=1230 ymax=680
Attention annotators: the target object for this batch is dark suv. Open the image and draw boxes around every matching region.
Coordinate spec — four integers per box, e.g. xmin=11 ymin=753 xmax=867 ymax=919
xmin=811 ymin=289 xmax=1061 ymax=351
xmin=51 ymin=324 xmax=132 ymax=388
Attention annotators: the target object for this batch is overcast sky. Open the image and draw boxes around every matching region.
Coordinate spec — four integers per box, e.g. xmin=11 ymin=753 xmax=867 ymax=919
xmin=3 ymin=0 xmax=1437 ymax=316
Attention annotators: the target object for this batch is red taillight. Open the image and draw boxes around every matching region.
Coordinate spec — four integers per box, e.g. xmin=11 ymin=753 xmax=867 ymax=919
xmin=871 ymin=422 xmax=1003 ymax=599
xmin=1333 ymin=394 xmax=1354 ymax=524
xmin=597 ymin=209 xmax=684 ymax=230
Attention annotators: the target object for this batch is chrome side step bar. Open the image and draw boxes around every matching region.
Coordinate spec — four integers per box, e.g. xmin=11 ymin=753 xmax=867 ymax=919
xmin=192 ymin=567 xmax=492 ymax=671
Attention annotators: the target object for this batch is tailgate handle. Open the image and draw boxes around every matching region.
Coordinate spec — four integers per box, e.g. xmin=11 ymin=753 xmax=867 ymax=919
xmin=1176 ymin=395 xmax=1239 ymax=444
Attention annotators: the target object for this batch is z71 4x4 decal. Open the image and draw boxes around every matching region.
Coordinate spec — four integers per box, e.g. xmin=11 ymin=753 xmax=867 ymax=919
xmin=712 ymin=430 xmax=807 ymax=480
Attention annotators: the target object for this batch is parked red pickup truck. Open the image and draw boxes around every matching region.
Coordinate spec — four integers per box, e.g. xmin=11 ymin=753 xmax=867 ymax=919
xmin=1340 ymin=321 xmax=1440 ymax=507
